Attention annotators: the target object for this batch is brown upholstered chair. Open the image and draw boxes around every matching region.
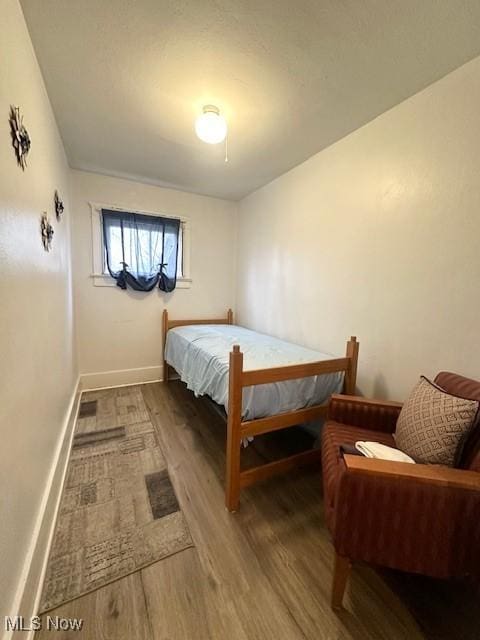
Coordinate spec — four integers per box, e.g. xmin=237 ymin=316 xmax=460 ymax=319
xmin=321 ymin=372 xmax=480 ymax=609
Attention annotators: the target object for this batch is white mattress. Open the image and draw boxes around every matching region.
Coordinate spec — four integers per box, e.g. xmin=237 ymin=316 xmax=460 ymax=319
xmin=165 ymin=324 xmax=344 ymax=420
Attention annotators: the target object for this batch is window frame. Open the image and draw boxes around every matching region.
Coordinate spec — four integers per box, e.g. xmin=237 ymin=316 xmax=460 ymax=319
xmin=89 ymin=202 xmax=192 ymax=288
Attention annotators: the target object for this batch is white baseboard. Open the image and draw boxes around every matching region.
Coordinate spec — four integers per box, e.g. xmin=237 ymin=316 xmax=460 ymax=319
xmin=5 ymin=376 xmax=81 ymax=640
xmin=80 ymin=365 xmax=162 ymax=390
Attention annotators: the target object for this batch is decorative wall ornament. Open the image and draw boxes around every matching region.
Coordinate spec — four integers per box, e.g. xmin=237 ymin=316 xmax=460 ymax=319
xmin=54 ymin=190 xmax=64 ymax=220
xmin=41 ymin=212 xmax=54 ymax=251
xmin=9 ymin=105 xmax=31 ymax=170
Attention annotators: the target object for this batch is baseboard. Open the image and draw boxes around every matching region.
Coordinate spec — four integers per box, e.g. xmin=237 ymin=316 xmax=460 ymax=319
xmin=5 ymin=376 xmax=81 ymax=640
xmin=80 ymin=365 xmax=162 ymax=390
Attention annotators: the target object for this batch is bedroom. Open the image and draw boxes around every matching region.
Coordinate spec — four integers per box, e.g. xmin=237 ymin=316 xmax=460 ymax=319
xmin=1 ymin=0 xmax=479 ymax=638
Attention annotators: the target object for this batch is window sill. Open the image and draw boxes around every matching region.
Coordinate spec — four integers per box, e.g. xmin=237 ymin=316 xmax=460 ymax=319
xmin=91 ymin=274 xmax=192 ymax=289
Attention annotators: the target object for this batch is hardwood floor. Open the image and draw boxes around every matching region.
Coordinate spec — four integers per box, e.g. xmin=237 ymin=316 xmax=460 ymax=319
xmin=35 ymin=381 xmax=479 ymax=639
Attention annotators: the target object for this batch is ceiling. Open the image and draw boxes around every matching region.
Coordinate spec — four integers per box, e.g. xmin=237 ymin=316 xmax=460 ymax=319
xmin=20 ymin=0 xmax=480 ymax=200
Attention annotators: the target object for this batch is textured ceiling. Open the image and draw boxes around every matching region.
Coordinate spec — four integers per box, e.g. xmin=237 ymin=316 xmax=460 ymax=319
xmin=20 ymin=0 xmax=480 ymax=200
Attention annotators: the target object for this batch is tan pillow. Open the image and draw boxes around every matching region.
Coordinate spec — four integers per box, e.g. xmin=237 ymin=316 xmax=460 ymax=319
xmin=394 ymin=376 xmax=479 ymax=466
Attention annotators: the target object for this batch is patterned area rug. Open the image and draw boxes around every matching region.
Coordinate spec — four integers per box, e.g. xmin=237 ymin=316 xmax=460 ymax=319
xmin=40 ymin=386 xmax=193 ymax=613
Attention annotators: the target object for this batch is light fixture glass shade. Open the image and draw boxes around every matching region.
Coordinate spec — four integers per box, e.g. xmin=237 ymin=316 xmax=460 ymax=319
xmin=195 ymin=105 xmax=227 ymax=144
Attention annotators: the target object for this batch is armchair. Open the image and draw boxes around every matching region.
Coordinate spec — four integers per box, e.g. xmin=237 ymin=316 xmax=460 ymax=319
xmin=321 ymin=372 xmax=480 ymax=609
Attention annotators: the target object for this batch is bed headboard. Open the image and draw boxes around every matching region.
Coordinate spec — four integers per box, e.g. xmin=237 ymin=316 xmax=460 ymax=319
xmin=163 ymin=308 xmax=233 ymax=332
xmin=162 ymin=308 xmax=233 ymax=382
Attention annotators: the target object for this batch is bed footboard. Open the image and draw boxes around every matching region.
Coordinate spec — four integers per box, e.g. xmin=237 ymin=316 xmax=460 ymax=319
xmin=225 ymin=336 xmax=359 ymax=511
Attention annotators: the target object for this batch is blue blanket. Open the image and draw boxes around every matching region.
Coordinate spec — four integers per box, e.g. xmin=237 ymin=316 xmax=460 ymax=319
xmin=165 ymin=324 xmax=343 ymax=420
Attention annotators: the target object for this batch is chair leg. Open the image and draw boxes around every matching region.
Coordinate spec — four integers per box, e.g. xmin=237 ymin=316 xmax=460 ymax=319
xmin=331 ymin=553 xmax=351 ymax=610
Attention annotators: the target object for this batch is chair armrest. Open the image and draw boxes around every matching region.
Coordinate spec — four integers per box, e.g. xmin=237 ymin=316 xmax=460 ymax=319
xmin=343 ymin=455 xmax=480 ymax=491
xmin=333 ymin=456 xmax=480 ymax=577
xmin=328 ymin=394 xmax=403 ymax=433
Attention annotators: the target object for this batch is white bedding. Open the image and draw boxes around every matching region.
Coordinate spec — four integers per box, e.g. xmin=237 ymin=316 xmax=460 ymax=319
xmin=165 ymin=324 xmax=344 ymax=420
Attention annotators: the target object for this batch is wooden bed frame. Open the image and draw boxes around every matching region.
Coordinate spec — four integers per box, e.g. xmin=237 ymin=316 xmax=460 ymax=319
xmin=162 ymin=308 xmax=359 ymax=511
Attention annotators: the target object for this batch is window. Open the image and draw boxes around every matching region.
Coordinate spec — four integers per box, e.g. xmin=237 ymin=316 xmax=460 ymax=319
xmin=104 ymin=215 xmax=184 ymax=278
xmin=90 ymin=203 xmax=191 ymax=288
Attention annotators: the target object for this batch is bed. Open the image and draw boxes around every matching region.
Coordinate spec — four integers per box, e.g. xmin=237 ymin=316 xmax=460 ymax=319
xmin=162 ymin=309 xmax=359 ymax=511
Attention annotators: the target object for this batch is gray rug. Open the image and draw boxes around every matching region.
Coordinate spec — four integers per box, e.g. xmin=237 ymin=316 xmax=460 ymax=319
xmin=40 ymin=390 xmax=193 ymax=613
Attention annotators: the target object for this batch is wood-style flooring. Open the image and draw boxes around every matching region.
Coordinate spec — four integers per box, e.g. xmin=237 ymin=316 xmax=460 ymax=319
xmin=35 ymin=381 xmax=479 ymax=640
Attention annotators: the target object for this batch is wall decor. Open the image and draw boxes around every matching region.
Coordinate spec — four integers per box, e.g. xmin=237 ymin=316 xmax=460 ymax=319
xmin=41 ymin=212 xmax=54 ymax=251
xmin=54 ymin=190 xmax=64 ymax=220
xmin=9 ymin=105 xmax=31 ymax=170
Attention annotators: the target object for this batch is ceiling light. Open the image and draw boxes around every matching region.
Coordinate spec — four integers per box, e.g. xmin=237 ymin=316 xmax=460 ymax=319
xmin=195 ymin=105 xmax=227 ymax=144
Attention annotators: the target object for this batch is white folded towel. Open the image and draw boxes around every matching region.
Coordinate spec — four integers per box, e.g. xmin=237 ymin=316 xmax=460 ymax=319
xmin=355 ymin=441 xmax=416 ymax=464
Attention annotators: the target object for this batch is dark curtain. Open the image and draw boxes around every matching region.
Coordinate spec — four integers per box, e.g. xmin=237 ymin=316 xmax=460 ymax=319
xmin=102 ymin=209 xmax=180 ymax=292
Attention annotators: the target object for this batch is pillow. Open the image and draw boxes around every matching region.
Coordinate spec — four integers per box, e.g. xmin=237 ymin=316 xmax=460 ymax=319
xmin=394 ymin=376 xmax=479 ymax=466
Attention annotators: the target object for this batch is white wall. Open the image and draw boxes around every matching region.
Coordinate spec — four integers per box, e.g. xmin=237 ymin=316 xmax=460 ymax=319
xmin=0 ymin=0 xmax=77 ymax=628
xmin=237 ymin=55 xmax=480 ymax=401
xmin=71 ymin=170 xmax=237 ymax=388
